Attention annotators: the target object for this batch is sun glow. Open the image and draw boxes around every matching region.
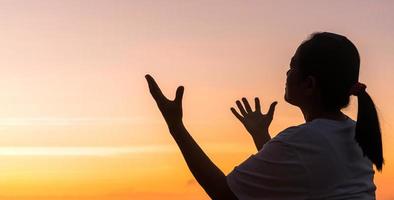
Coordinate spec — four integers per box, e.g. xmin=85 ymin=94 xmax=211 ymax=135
xmin=0 ymin=0 xmax=393 ymax=199
xmin=0 ymin=146 xmax=174 ymax=156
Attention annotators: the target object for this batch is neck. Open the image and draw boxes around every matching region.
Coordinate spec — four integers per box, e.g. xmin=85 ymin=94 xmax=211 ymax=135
xmin=301 ymin=107 xmax=347 ymax=122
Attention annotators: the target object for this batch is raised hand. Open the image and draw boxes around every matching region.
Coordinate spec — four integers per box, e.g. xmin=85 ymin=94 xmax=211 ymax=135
xmin=145 ymin=74 xmax=184 ymax=129
xmin=231 ymin=97 xmax=277 ymax=144
xmin=145 ymin=74 xmax=238 ymax=200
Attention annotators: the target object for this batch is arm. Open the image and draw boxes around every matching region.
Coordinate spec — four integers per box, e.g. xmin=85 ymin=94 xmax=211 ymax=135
xmin=250 ymin=129 xmax=271 ymax=151
xmin=231 ymin=97 xmax=277 ymax=151
xmin=169 ymin=122 xmax=238 ymax=200
xmin=145 ymin=74 xmax=237 ymax=200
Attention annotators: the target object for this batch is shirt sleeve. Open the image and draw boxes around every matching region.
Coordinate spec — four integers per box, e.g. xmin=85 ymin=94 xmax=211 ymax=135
xmin=226 ymin=140 xmax=309 ymax=200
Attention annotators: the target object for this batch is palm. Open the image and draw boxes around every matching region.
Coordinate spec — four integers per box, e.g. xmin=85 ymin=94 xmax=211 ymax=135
xmin=145 ymin=74 xmax=184 ymax=126
xmin=231 ymin=97 xmax=277 ymax=137
xmin=242 ymin=111 xmax=270 ymax=134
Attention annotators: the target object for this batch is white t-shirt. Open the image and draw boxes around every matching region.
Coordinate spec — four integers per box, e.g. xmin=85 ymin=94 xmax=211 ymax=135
xmin=227 ymin=117 xmax=376 ymax=200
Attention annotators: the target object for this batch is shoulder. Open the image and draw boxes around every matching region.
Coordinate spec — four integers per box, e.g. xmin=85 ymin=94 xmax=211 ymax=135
xmin=227 ymin=134 xmax=310 ymax=199
xmin=270 ymin=122 xmax=315 ymax=144
xmin=271 ymin=118 xmax=355 ymax=145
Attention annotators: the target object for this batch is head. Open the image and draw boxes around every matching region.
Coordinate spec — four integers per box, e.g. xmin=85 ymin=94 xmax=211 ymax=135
xmin=285 ymin=32 xmax=384 ymax=171
xmin=285 ymin=32 xmax=359 ymax=111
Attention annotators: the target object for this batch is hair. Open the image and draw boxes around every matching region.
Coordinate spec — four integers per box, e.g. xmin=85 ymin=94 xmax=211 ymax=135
xmin=295 ymin=32 xmax=384 ymax=171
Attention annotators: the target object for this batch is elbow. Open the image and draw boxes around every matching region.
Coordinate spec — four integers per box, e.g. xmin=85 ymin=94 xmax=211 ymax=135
xmin=205 ymin=180 xmax=238 ymax=200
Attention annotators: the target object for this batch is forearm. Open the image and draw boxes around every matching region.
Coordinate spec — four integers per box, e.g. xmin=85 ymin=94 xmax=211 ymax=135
xmin=168 ymin=122 xmax=237 ymax=200
xmin=252 ymin=129 xmax=271 ymax=151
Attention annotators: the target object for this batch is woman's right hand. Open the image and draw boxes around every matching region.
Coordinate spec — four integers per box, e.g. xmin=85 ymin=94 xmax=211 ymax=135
xmin=231 ymin=97 xmax=277 ymax=140
xmin=145 ymin=74 xmax=184 ymax=130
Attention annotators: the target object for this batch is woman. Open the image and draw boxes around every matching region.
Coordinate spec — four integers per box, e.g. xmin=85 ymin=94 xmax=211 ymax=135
xmin=145 ymin=32 xmax=383 ymax=199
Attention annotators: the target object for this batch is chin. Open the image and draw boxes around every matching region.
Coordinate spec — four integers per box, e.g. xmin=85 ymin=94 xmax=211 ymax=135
xmin=284 ymin=90 xmax=289 ymax=101
xmin=284 ymin=93 xmax=297 ymax=106
xmin=284 ymin=94 xmax=290 ymax=104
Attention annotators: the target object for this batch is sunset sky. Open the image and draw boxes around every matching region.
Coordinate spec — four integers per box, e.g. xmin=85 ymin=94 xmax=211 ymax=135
xmin=0 ymin=0 xmax=393 ymax=199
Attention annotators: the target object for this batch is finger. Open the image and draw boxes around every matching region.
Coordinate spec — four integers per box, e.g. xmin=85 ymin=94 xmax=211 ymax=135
xmin=145 ymin=74 xmax=167 ymax=102
xmin=175 ymin=86 xmax=184 ymax=104
xmin=242 ymin=97 xmax=252 ymax=113
xmin=236 ymin=100 xmax=247 ymax=116
xmin=267 ymin=101 xmax=278 ymax=117
xmin=254 ymin=97 xmax=261 ymax=113
xmin=231 ymin=107 xmax=244 ymax=122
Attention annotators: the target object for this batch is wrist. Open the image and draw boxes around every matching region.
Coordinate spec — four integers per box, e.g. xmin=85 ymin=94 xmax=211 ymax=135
xmin=251 ymin=129 xmax=271 ymax=141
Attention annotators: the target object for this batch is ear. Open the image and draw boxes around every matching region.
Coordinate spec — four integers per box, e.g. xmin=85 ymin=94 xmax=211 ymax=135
xmin=303 ymin=75 xmax=317 ymax=95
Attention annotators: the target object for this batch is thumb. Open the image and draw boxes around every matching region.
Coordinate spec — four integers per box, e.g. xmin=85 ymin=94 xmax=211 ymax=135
xmin=267 ymin=101 xmax=278 ymax=117
xmin=175 ymin=86 xmax=184 ymax=104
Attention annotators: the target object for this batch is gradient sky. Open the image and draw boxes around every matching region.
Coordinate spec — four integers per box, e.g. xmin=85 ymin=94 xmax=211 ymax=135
xmin=0 ymin=0 xmax=393 ymax=199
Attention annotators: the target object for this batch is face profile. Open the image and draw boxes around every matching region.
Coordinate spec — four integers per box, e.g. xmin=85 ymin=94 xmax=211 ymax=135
xmin=284 ymin=54 xmax=302 ymax=107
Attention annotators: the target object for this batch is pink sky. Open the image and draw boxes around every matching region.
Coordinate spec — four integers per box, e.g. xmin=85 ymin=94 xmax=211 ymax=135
xmin=0 ymin=0 xmax=393 ymax=199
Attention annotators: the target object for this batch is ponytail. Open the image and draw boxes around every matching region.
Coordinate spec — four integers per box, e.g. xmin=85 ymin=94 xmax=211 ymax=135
xmin=355 ymin=91 xmax=384 ymax=171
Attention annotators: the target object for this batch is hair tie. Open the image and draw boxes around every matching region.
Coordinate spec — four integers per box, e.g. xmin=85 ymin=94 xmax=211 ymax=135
xmin=349 ymin=82 xmax=367 ymax=96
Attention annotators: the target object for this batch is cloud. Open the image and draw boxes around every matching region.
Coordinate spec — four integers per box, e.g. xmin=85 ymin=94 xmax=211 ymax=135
xmin=186 ymin=179 xmax=198 ymax=186
xmin=0 ymin=145 xmax=176 ymax=156
xmin=0 ymin=117 xmax=152 ymax=126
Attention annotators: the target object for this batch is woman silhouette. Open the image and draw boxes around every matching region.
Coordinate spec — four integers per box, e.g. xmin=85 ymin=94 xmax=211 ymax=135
xmin=145 ymin=32 xmax=383 ymax=200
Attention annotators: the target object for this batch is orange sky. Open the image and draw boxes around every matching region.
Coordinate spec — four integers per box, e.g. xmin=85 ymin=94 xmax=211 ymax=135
xmin=0 ymin=0 xmax=393 ymax=199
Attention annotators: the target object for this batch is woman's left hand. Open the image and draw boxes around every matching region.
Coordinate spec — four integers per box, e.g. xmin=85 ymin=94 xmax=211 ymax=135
xmin=145 ymin=74 xmax=184 ymax=129
xmin=231 ymin=97 xmax=277 ymax=140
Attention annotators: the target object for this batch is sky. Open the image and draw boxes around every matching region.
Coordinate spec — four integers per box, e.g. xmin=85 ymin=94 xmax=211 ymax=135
xmin=0 ymin=0 xmax=393 ymax=199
